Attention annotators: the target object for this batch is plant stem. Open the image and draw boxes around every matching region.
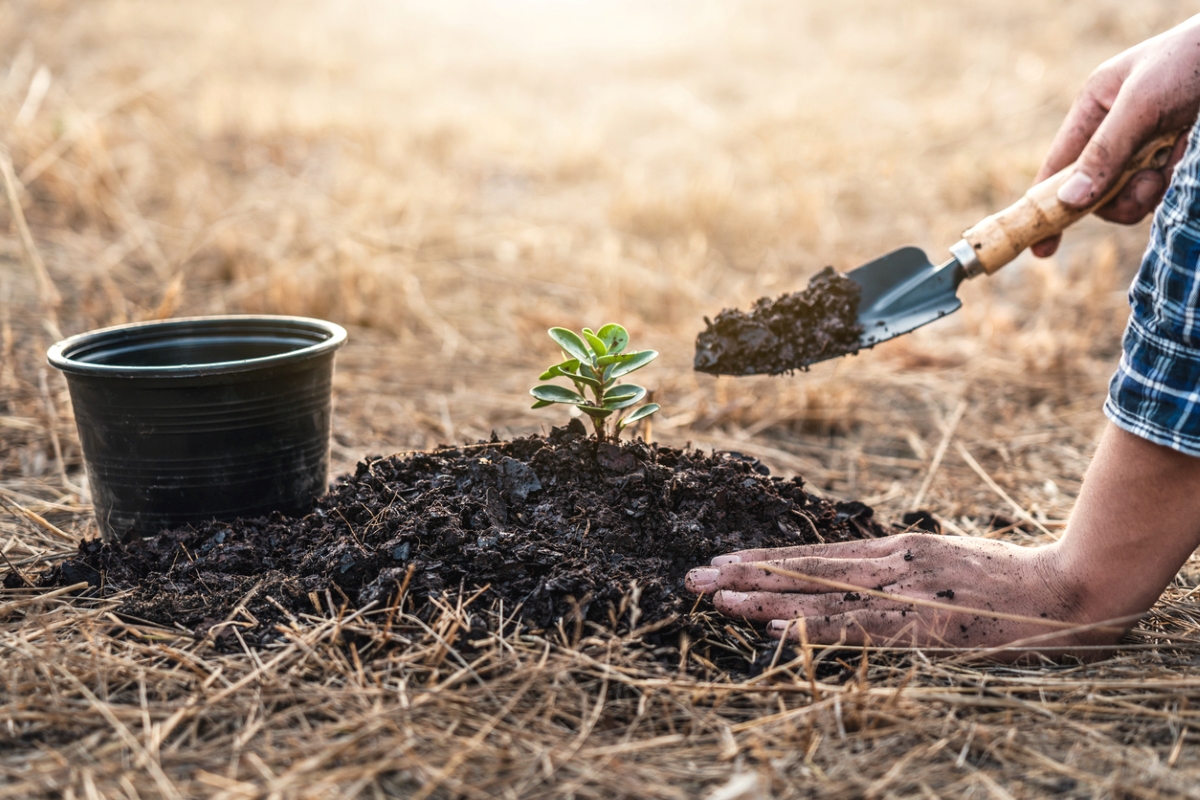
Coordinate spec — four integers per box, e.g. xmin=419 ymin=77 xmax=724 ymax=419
xmin=593 ymin=379 xmax=608 ymax=441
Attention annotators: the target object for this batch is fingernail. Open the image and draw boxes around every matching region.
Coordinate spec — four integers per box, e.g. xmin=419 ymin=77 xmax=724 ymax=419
xmin=717 ymin=590 xmax=748 ymax=605
xmin=1132 ymin=175 xmax=1159 ymax=205
xmin=686 ymin=567 xmax=719 ymax=591
xmin=768 ymin=620 xmax=788 ymax=632
xmin=1032 ymin=236 xmax=1059 ymax=258
xmin=711 ymin=554 xmax=741 ymax=566
xmin=1057 ymin=171 xmax=1094 ymax=206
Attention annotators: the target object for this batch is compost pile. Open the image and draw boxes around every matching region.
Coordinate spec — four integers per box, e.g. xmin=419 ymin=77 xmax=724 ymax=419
xmin=694 ymin=266 xmax=865 ymax=375
xmin=36 ymin=421 xmax=894 ymax=651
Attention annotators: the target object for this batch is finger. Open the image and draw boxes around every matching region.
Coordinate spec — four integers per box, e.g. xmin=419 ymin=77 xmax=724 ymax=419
xmin=709 ymin=535 xmax=906 ymax=566
xmin=1094 ymin=132 xmax=1188 ymax=223
xmin=1030 ymin=73 xmax=1124 ymax=257
xmin=710 ymin=588 xmax=912 ymax=621
xmin=767 ymin=610 xmax=924 ymax=647
xmin=1093 ymin=170 xmax=1166 ymax=224
xmin=1056 ymin=81 xmax=1162 ymax=208
xmin=686 ymin=544 xmax=916 ymax=594
xmin=710 ymin=552 xmax=910 ymax=594
xmin=1030 ymin=234 xmax=1061 ymax=259
xmin=1034 ymin=74 xmax=1122 ymax=183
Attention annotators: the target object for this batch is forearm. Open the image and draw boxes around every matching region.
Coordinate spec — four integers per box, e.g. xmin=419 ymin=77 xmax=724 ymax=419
xmin=1052 ymin=424 xmax=1200 ymax=625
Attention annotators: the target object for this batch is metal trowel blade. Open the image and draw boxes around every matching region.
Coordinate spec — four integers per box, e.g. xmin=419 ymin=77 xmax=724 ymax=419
xmin=846 ymin=246 xmax=966 ymax=352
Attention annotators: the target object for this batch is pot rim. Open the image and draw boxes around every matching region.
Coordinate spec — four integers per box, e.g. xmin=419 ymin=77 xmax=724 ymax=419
xmin=47 ymin=314 xmax=348 ymax=379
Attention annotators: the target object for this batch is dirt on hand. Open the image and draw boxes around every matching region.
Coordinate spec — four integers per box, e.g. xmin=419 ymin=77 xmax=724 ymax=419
xmin=33 ymin=421 xmax=895 ymax=659
xmin=694 ymin=266 xmax=865 ymax=375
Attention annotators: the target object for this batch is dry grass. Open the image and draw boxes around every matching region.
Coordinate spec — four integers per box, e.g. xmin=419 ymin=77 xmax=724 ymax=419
xmin=5 ymin=0 xmax=1200 ymax=796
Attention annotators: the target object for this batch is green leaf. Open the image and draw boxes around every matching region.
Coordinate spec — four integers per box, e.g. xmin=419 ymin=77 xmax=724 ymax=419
xmin=531 ymin=399 xmax=554 ymax=409
xmin=540 ymin=364 xmax=600 ymax=388
xmin=581 ymin=329 xmax=608 ymax=356
xmin=570 ymin=372 xmax=601 ymax=389
xmin=618 ymin=403 xmax=659 ymax=428
xmin=579 ymin=405 xmax=614 ymax=420
xmin=595 ymin=353 xmax=631 ymax=367
xmin=530 ymin=385 xmax=587 ymax=405
xmin=539 ymin=358 xmax=580 ymax=380
xmin=549 ymin=328 xmax=591 ymax=363
xmin=579 ymin=362 xmax=599 ymax=381
xmin=597 ymin=323 xmax=629 ymax=354
xmin=602 ymin=384 xmax=647 ymax=410
xmin=604 ymin=383 xmax=643 ymax=399
xmin=608 ymin=350 xmax=658 ymax=379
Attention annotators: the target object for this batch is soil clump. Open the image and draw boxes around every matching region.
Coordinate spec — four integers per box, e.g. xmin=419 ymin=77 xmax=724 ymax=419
xmin=32 ymin=421 xmax=895 ymax=664
xmin=694 ymin=266 xmax=865 ymax=375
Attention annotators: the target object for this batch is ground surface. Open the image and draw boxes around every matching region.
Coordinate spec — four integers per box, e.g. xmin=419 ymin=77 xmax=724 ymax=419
xmin=37 ymin=424 xmax=890 ymax=673
xmin=6 ymin=1 xmax=1200 ymax=797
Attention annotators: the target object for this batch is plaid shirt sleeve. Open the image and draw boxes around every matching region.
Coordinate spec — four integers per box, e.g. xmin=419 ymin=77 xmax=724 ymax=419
xmin=1105 ymin=119 xmax=1200 ymax=456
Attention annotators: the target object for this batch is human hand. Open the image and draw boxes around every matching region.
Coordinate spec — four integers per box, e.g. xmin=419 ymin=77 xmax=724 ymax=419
xmin=685 ymin=534 xmax=1124 ymax=659
xmin=1031 ymin=15 xmax=1200 ymax=258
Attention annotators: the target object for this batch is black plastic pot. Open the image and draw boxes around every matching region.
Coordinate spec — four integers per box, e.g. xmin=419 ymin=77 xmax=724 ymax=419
xmin=48 ymin=316 xmax=347 ymax=540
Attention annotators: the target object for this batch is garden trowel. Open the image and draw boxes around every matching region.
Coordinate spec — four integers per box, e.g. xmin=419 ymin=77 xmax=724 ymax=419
xmin=831 ymin=130 xmax=1182 ymax=360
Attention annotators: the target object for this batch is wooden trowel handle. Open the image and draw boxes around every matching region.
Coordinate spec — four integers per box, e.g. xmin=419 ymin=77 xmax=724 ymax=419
xmin=960 ymin=130 xmax=1183 ymax=276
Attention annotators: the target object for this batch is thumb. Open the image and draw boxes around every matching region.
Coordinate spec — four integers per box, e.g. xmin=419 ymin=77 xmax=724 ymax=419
xmin=1056 ymin=92 xmax=1158 ymax=209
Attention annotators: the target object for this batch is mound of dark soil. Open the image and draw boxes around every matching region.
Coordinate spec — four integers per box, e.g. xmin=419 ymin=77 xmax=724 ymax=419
xmin=35 ymin=421 xmax=894 ymax=652
xmin=694 ymin=266 xmax=865 ymax=375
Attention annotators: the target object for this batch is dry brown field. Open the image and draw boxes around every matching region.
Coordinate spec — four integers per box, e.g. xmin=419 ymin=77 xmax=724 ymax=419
xmin=4 ymin=1 xmax=1200 ymax=796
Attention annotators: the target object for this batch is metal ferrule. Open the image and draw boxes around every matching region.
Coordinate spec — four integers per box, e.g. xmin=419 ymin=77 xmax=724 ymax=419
xmin=949 ymin=239 xmax=984 ymax=279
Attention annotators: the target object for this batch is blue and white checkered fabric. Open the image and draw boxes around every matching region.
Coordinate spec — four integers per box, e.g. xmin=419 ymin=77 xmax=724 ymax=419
xmin=1106 ymin=119 xmax=1200 ymax=455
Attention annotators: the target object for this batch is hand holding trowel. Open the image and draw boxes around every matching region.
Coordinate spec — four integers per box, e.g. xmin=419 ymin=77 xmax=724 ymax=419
xmin=694 ymin=130 xmax=1184 ymax=376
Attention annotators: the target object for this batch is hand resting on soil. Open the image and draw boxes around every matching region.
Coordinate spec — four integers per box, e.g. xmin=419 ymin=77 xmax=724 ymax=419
xmin=685 ymin=534 xmax=1094 ymax=659
xmin=688 ymin=424 xmax=1200 ymax=661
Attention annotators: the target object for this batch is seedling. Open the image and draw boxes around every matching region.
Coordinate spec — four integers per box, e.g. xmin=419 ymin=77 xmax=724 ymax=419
xmin=531 ymin=324 xmax=660 ymax=442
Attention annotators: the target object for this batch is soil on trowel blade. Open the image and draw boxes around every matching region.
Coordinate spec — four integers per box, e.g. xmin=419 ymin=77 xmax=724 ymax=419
xmin=694 ymin=266 xmax=865 ymax=375
xmin=33 ymin=421 xmax=895 ymax=656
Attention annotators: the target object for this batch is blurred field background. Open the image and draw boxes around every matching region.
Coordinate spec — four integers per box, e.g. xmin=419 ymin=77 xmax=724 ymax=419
xmin=6 ymin=0 xmax=1200 ymax=797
